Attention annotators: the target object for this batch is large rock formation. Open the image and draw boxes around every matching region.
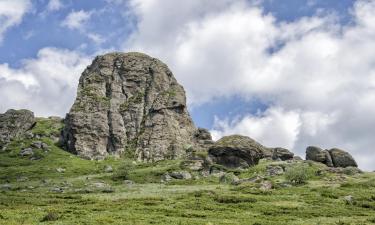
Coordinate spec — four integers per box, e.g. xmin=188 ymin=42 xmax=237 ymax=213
xmin=208 ymin=135 xmax=266 ymax=168
xmin=0 ymin=109 xmax=35 ymax=147
xmin=62 ymin=52 xmax=198 ymax=161
xmin=306 ymin=146 xmax=357 ymax=168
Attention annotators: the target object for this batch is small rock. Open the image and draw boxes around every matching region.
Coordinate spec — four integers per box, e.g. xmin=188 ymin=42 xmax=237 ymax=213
xmin=181 ymin=160 xmax=204 ymax=171
xmin=161 ymin=174 xmax=173 ymax=182
xmin=219 ymin=173 xmax=239 ymax=184
xmin=233 ymin=175 xmax=264 ymax=185
xmin=344 ymin=195 xmax=354 ymax=204
xmin=0 ymin=184 xmax=11 ymax=190
xmin=20 ymin=148 xmax=33 ymax=156
xmin=51 ymin=187 xmax=64 ymax=193
xmin=56 ymin=168 xmax=65 ymax=173
xmin=41 ymin=142 xmax=49 ymax=150
xmin=91 ymin=182 xmax=108 ymax=189
xmin=16 ymin=176 xmax=29 ymax=182
xmin=31 ymin=141 xmax=42 ymax=149
xmin=266 ymin=165 xmax=285 ymax=176
xmin=169 ymin=171 xmax=192 ymax=180
xmin=260 ymin=181 xmax=273 ymax=191
xmin=104 ymin=165 xmax=113 ymax=173
xmin=293 ymin=156 xmax=303 ymax=161
xmin=123 ymin=180 xmax=134 ymax=185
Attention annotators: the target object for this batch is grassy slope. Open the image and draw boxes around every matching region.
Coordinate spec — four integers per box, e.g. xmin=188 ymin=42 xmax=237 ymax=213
xmin=0 ymin=119 xmax=375 ymax=225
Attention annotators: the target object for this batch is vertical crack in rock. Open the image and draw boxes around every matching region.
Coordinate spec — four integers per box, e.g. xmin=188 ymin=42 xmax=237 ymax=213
xmin=62 ymin=52 xmax=201 ymax=161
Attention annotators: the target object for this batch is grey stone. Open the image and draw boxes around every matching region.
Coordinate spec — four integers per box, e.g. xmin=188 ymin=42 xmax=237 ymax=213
xmin=20 ymin=148 xmax=33 ymax=157
xmin=51 ymin=187 xmax=64 ymax=193
xmin=266 ymin=165 xmax=285 ymax=176
xmin=344 ymin=195 xmax=354 ymax=204
xmin=0 ymin=109 xmax=35 ymax=147
xmin=219 ymin=173 xmax=239 ymax=184
xmin=61 ymin=52 xmax=199 ymax=161
xmin=31 ymin=141 xmax=42 ymax=149
xmin=271 ymin=148 xmax=294 ymax=161
xmin=181 ymin=160 xmax=204 ymax=171
xmin=293 ymin=156 xmax=303 ymax=161
xmin=161 ymin=174 xmax=173 ymax=182
xmin=41 ymin=142 xmax=49 ymax=150
xmin=56 ymin=168 xmax=65 ymax=173
xmin=233 ymin=175 xmax=264 ymax=185
xmin=306 ymin=146 xmax=333 ymax=167
xmin=104 ymin=165 xmax=113 ymax=173
xmin=123 ymin=180 xmax=134 ymax=185
xmin=208 ymin=135 xmax=265 ymax=168
xmin=169 ymin=171 xmax=192 ymax=180
xmin=0 ymin=184 xmax=11 ymax=190
xmin=260 ymin=180 xmax=273 ymax=191
xmin=329 ymin=148 xmax=358 ymax=168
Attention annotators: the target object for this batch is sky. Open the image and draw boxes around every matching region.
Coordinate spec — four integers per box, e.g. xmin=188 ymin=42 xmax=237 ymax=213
xmin=1 ymin=0 xmax=375 ymax=170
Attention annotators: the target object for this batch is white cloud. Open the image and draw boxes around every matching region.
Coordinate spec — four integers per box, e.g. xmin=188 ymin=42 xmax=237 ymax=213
xmin=211 ymin=107 xmax=301 ymax=150
xmin=0 ymin=0 xmax=31 ymax=42
xmin=0 ymin=47 xmax=91 ymax=117
xmin=61 ymin=10 xmax=92 ymax=30
xmin=125 ymin=0 xmax=375 ymax=170
xmin=47 ymin=0 xmax=63 ymax=12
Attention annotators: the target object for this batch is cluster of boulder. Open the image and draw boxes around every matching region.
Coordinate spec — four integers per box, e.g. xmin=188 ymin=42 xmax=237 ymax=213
xmin=0 ymin=52 xmax=360 ymax=172
xmin=306 ymin=146 xmax=357 ymax=168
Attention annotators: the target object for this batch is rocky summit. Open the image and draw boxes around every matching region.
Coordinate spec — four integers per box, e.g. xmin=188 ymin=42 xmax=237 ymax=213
xmin=61 ymin=52 xmax=199 ymax=161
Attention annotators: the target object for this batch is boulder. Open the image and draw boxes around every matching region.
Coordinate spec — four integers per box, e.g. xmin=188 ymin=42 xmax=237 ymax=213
xmin=31 ymin=141 xmax=42 ymax=149
xmin=266 ymin=165 xmax=285 ymax=176
xmin=219 ymin=173 xmax=239 ymax=184
xmin=20 ymin=148 xmax=34 ymax=157
xmin=169 ymin=171 xmax=192 ymax=180
xmin=329 ymin=148 xmax=358 ymax=168
xmin=306 ymin=146 xmax=357 ymax=168
xmin=271 ymin=148 xmax=294 ymax=161
xmin=61 ymin=52 xmax=198 ymax=161
xmin=208 ymin=135 xmax=266 ymax=168
xmin=0 ymin=109 xmax=35 ymax=147
xmin=306 ymin=146 xmax=333 ymax=167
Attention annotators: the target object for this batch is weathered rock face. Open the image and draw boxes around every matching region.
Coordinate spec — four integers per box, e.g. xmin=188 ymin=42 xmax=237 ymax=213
xmin=270 ymin=148 xmax=294 ymax=161
xmin=306 ymin=146 xmax=333 ymax=167
xmin=329 ymin=148 xmax=358 ymax=168
xmin=208 ymin=135 xmax=265 ymax=168
xmin=0 ymin=109 xmax=35 ymax=147
xmin=62 ymin=52 xmax=198 ymax=161
xmin=306 ymin=146 xmax=357 ymax=168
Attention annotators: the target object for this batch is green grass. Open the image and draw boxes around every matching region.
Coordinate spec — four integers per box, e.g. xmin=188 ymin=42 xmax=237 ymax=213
xmin=1 ymin=118 xmax=375 ymax=224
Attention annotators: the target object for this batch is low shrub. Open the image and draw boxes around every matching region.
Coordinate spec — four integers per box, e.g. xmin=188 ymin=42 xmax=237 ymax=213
xmin=285 ymin=164 xmax=310 ymax=185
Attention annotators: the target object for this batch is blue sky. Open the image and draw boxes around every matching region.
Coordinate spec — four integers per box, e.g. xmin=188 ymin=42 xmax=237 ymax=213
xmin=2 ymin=0 xmax=375 ymax=170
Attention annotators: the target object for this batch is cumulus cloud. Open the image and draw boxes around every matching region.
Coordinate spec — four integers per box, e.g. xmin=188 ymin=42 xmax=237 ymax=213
xmin=61 ymin=10 xmax=92 ymax=30
xmin=0 ymin=48 xmax=91 ymax=117
xmin=211 ymin=107 xmax=301 ymax=150
xmin=125 ymin=0 xmax=375 ymax=170
xmin=47 ymin=0 xmax=63 ymax=12
xmin=0 ymin=0 xmax=31 ymax=42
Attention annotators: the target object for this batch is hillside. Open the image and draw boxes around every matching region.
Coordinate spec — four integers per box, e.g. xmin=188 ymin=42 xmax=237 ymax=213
xmin=0 ymin=117 xmax=375 ymax=225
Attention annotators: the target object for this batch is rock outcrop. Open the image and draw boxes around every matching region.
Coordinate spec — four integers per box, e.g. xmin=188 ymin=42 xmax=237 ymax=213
xmin=208 ymin=135 xmax=265 ymax=168
xmin=62 ymin=52 xmax=198 ymax=161
xmin=306 ymin=146 xmax=333 ymax=167
xmin=329 ymin=148 xmax=358 ymax=168
xmin=306 ymin=146 xmax=357 ymax=168
xmin=0 ymin=109 xmax=35 ymax=147
xmin=270 ymin=148 xmax=294 ymax=161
